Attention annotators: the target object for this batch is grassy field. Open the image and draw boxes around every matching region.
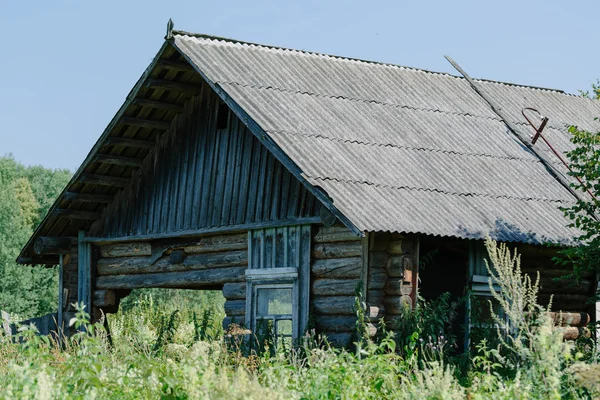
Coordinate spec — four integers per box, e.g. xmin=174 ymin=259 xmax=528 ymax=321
xmin=1 ymin=240 xmax=599 ymax=399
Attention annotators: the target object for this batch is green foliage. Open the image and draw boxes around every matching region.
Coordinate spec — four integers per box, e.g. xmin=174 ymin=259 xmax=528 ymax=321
xmin=0 ymin=155 xmax=71 ymax=318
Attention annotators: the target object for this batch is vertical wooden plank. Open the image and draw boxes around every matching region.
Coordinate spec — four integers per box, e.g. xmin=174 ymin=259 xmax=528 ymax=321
xmin=77 ymin=231 xmax=92 ymax=315
xmin=246 ymin=139 xmax=262 ymax=222
xmin=412 ymin=236 xmax=420 ymax=309
xmin=235 ymin=126 xmax=253 ymax=224
xmin=212 ymin=119 xmax=230 ymax=226
xmin=298 ymin=224 xmax=311 ymax=336
xmin=275 ymin=227 xmax=285 ymax=268
xmin=279 ymin=170 xmax=291 ymax=219
xmin=199 ymin=93 xmax=217 ymax=226
xmin=178 ymin=101 xmax=194 ymax=230
xmin=254 ymin=146 xmax=268 ymax=221
xmin=169 ymin=114 xmax=185 ymax=232
xmin=160 ymin=123 xmax=176 ymax=231
xmin=283 ymin=227 xmax=289 ymax=268
xmin=191 ymin=94 xmax=209 ymax=228
xmin=287 ymin=225 xmax=297 ymax=269
xmin=287 ymin=177 xmax=300 ymax=218
xmin=259 ymin=229 xmax=266 ymax=269
xmin=223 ymin=116 xmax=242 ymax=225
xmin=270 ymin=162 xmax=282 ymax=221
xmin=58 ymin=254 xmax=64 ymax=337
xmin=263 ymin=228 xmax=273 ymax=269
xmin=361 ymin=233 xmax=369 ymax=303
xmin=205 ymin=97 xmax=221 ymax=226
xmin=262 ymin=154 xmax=276 ymax=221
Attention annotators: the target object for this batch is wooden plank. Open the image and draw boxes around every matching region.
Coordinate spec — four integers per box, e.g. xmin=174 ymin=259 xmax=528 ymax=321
xmin=106 ymin=137 xmax=156 ymax=149
xmin=311 ymin=257 xmax=362 ymax=279
xmin=212 ymin=119 xmax=230 ymax=226
xmin=34 ymin=236 xmax=77 ymax=255
xmin=132 ymin=97 xmax=184 ymax=112
xmin=96 ymin=249 xmax=248 ymax=276
xmin=224 ymin=300 xmax=246 ymax=316
xmin=222 ymin=282 xmax=246 ymax=300
xmin=99 ymin=242 xmax=152 ymax=258
xmin=221 ymin=116 xmax=238 ymax=226
xmin=183 ymin=233 xmax=247 ymax=254
xmin=95 ymin=154 xmax=144 ymax=168
xmin=235 ymin=126 xmax=253 ymax=224
xmin=313 ymin=226 xmax=360 ymax=243
xmin=53 ymin=209 xmax=101 ymax=220
xmin=80 ymin=174 xmax=130 ymax=188
xmin=85 ymin=217 xmax=322 ymax=244
xmin=96 ymin=266 xmax=246 ymax=289
xmin=120 ymin=117 xmax=172 ymax=131
xmin=312 ymin=279 xmax=357 ymax=297
xmin=57 ymin=254 xmax=64 ymax=336
xmin=64 ymin=191 xmax=114 ymax=203
xmin=77 ymin=231 xmax=92 ymax=313
xmin=227 ymin=117 xmax=244 ymax=225
xmin=312 ymin=241 xmax=362 ymax=259
xmin=145 ymin=78 xmax=203 ymax=93
xmin=199 ymin=94 xmax=217 ymax=226
xmin=313 ymin=296 xmax=355 ymax=316
xmin=158 ymin=59 xmax=196 ymax=72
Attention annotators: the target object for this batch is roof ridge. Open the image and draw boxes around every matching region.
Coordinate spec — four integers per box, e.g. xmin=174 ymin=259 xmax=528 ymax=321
xmin=309 ymin=176 xmax=571 ymax=204
xmin=173 ymin=30 xmax=576 ymax=95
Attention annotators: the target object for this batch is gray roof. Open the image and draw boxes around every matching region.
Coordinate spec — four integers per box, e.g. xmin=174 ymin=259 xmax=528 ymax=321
xmin=173 ymin=32 xmax=600 ymax=244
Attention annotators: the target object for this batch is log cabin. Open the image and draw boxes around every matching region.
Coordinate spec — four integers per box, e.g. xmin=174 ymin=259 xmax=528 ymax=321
xmin=17 ymin=22 xmax=600 ymax=347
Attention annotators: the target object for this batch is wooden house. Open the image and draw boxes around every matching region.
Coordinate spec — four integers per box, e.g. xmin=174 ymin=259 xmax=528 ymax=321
xmin=18 ymin=24 xmax=600 ymax=346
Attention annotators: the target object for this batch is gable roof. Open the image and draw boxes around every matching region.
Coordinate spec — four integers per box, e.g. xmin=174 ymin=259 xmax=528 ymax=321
xmin=18 ymin=28 xmax=599 ymax=264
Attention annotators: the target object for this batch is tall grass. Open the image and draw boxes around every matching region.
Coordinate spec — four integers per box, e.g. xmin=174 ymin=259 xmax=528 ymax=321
xmin=0 ymin=239 xmax=599 ymax=399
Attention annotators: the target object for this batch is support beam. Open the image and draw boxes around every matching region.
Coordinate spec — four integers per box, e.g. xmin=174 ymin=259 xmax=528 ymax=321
xmin=64 ymin=191 xmax=114 ymax=204
xmin=80 ymin=174 xmax=130 ymax=187
xmin=106 ymin=137 xmax=156 ymax=149
xmin=78 ymin=231 xmax=92 ymax=314
xmin=145 ymin=78 xmax=203 ymax=93
xmin=34 ymin=236 xmax=77 ymax=255
xmin=120 ymin=117 xmax=171 ymax=131
xmin=58 ymin=254 xmax=64 ymax=338
xmin=53 ymin=209 xmax=101 ymax=220
xmin=158 ymin=59 xmax=196 ymax=72
xmin=132 ymin=98 xmax=184 ymax=112
xmin=95 ymin=154 xmax=144 ymax=168
xmin=17 ymin=255 xmax=59 ymax=265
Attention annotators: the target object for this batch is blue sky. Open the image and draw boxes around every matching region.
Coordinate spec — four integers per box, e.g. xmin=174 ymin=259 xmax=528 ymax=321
xmin=1 ymin=0 xmax=598 ymax=170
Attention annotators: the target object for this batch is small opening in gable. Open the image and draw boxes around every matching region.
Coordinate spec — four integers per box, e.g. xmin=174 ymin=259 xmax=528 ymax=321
xmin=216 ymin=102 xmax=229 ymax=130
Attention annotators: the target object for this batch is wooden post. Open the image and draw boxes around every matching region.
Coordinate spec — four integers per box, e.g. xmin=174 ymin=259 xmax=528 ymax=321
xmin=78 ymin=231 xmax=92 ymax=316
xmin=58 ymin=254 xmax=64 ymax=338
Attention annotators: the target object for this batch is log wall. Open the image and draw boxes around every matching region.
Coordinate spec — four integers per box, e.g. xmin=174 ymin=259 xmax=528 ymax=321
xmin=92 ymin=232 xmax=249 ymax=330
xmin=311 ymin=225 xmax=364 ymax=347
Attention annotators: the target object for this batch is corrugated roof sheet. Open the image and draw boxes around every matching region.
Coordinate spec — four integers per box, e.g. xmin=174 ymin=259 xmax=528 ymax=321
xmin=172 ymin=33 xmax=600 ymax=244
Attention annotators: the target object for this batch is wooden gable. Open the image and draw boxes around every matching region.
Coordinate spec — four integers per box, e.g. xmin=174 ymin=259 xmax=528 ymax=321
xmin=90 ymin=87 xmax=322 ymax=238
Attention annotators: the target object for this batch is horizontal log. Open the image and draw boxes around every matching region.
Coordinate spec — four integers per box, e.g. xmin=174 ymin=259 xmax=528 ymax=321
xmin=549 ymin=312 xmax=591 ymax=327
xmin=120 ymin=117 xmax=171 ymax=131
xmin=146 ymin=78 xmax=203 ymax=93
xmin=561 ymin=326 xmax=591 ymax=341
xmin=312 ymin=279 xmax=358 ymax=297
xmin=386 ymin=255 xmax=412 ymax=278
xmin=224 ymin=300 xmax=246 ymax=316
xmin=369 ymin=251 xmax=389 ymax=269
xmin=97 ymin=249 xmax=247 ymax=276
xmin=96 ymin=266 xmax=246 ymax=289
xmin=312 ymin=242 xmax=362 ymax=260
xmin=158 ymin=59 xmax=196 ymax=72
xmin=384 ymin=295 xmax=413 ymax=315
xmin=384 ymin=279 xmax=413 ymax=296
xmin=316 ymin=316 xmax=357 ymax=333
xmin=313 ymin=296 xmax=356 ymax=316
xmin=222 ymin=283 xmax=246 ymax=300
xmin=368 ymin=267 xmax=387 ymax=290
xmin=367 ymin=289 xmax=385 ymax=305
xmin=106 ymin=137 xmax=156 ymax=149
xmin=34 ymin=236 xmax=77 ymax=255
xmin=52 ymin=209 xmax=101 ymax=220
xmin=100 ymin=242 xmax=152 ymax=258
xmin=63 ymin=191 xmax=114 ymax=203
xmin=17 ymin=255 xmax=59 ymax=265
xmin=387 ymin=236 xmax=417 ymax=255
xmin=311 ymin=257 xmax=362 ymax=279
xmin=80 ymin=174 xmax=130 ymax=188
xmin=132 ymin=97 xmax=184 ymax=112
xmin=536 ymin=278 xmax=593 ymax=295
xmin=184 ymin=233 xmax=247 ymax=254
xmin=92 ymin=290 xmax=117 ymax=307
xmin=95 ymin=154 xmax=144 ymax=168
xmin=313 ymin=226 xmax=360 ymax=243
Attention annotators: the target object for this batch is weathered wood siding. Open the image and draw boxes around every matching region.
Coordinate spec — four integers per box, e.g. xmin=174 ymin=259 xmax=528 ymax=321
xmin=90 ymin=89 xmax=320 ymax=238
xmin=311 ymin=225 xmax=364 ymax=347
